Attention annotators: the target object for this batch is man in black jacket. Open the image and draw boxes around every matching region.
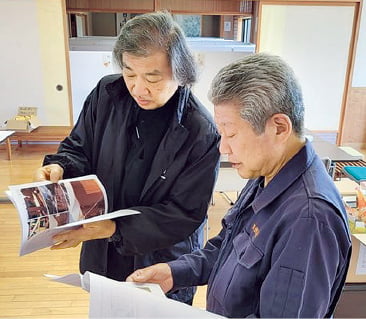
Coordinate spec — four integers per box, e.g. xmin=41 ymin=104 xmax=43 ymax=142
xmin=34 ymin=11 xmax=220 ymax=304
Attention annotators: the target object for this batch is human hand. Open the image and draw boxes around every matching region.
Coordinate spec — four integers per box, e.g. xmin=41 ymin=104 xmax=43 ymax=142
xmin=126 ymin=263 xmax=173 ymax=293
xmin=34 ymin=164 xmax=64 ymax=183
xmin=51 ymin=220 xmax=116 ymax=250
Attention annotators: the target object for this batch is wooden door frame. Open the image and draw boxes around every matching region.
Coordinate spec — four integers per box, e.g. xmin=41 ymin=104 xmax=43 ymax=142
xmin=61 ymin=0 xmax=74 ymax=125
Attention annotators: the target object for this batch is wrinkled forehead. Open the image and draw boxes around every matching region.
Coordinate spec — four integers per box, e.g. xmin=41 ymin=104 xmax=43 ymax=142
xmin=121 ymin=51 xmax=171 ymax=72
xmin=214 ymin=102 xmax=242 ymax=127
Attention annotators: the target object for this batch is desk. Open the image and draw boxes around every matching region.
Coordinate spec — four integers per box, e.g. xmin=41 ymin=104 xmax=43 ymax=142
xmin=214 ymin=162 xmax=248 ymax=205
xmin=0 ymin=130 xmax=15 ymax=160
xmin=6 ymin=126 xmax=71 ymax=160
xmin=217 ymin=137 xmax=362 ymax=193
xmin=311 ymin=139 xmax=366 ymax=179
xmin=334 ymin=283 xmax=366 ymax=318
xmin=215 ymin=167 xmax=247 ymax=193
xmin=305 ymin=129 xmax=362 ymax=162
xmin=10 ymin=126 xmax=72 ymax=147
xmin=312 ymin=140 xmax=363 ymax=162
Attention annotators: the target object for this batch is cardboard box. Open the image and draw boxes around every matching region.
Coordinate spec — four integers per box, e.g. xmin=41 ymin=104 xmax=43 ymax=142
xmin=5 ymin=107 xmax=40 ymax=132
xmin=334 ymin=178 xmax=358 ymax=196
xmin=346 ymin=234 xmax=366 ymax=283
xmin=343 ymin=184 xmax=366 ymax=283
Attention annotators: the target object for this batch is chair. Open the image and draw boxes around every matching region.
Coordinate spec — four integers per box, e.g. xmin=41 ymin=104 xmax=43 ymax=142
xmin=212 ymin=167 xmax=247 ymax=205
xmin=321 ymin=157 xmax=336 ymax=179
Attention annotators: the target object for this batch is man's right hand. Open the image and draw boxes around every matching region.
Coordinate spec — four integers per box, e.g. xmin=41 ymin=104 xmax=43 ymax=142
xmin=34 ymin=164 xmax=64 ymax=182
xmin=126 ymin=263 xmax=174 ymax=293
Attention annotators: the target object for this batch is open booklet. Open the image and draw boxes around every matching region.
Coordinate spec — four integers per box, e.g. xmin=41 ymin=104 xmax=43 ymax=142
xmin=45 ymin=271 xmax=225 ymax=318
xmin=6 ymin=175 xmax=140 ymax=256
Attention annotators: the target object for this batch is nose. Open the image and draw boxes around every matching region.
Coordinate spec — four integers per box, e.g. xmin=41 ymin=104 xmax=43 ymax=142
xmin=219 ymin=135 xmax=232 ymax=155
xmin=131 ymin=77 xmax=149 ymax=96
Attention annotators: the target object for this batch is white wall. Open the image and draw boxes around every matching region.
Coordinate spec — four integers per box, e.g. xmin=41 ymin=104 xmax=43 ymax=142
xmin=0 ymin=0 xmax=71 ymax=127
xmin=192 ymin=51 xmax=252 ymax=114
xmin=0 ymin=0 xmax=43 ymax=127
xmin=259 ymin=4 xmax=355 ymax=131
xmin=69 ymin=38 xmax=255 ymax=122
xmin=69 ymin=50 xmax=252 ymax=122
xmin=70 ymin=51 xmax=116 ymax=122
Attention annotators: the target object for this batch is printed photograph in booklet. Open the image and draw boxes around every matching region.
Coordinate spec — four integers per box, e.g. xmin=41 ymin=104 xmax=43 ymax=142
xmin=6 ymin=175 xmax=140 ymax=256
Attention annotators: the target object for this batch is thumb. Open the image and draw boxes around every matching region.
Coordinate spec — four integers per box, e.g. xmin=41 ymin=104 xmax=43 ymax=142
xmin=34 ymin=167 xmax=47 ymax=182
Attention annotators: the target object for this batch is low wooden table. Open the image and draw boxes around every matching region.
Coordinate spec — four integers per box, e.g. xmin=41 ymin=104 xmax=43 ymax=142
xmin=8 ymin=126 xmax=72 ymax=160
xmin=0 ymin=130 xmax=15 ymax=160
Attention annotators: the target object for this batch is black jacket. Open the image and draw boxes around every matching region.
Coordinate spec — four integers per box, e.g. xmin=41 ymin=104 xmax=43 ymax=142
xmin=44 ymin=74 xmax=220 ymax=302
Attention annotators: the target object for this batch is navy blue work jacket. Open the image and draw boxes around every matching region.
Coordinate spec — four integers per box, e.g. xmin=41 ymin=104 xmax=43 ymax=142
xmin=169 ymin=141 xmax=351 ymax=317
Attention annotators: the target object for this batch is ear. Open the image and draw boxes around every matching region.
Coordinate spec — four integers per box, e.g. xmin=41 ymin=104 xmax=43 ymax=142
xmin=268 ymin=113 xmax=292 ymax=141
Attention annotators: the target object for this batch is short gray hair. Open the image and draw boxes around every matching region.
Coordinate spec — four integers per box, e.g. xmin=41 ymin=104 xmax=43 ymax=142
xmin=113 ymin=11 xmax=197 ymax=87
xmin=208 ymin=53 xmax=304 ymax=136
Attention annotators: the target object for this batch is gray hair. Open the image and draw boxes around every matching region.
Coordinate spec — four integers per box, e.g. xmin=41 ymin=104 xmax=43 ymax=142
xmin=208 ymin=53 xmax=304 ymax=136
xmin=113 ymin=11 xmax=197 ymax=87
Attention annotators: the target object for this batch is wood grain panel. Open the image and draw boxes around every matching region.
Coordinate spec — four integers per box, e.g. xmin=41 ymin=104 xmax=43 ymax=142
xmin=66 ymin=0 xmax=154 ymax=12
xmin=0 ymin=203 xmax=88 ymax=318
xmin=66 ymin=0 xmax=253 ymax=14
xmin=341 ymin=87 xmax=366 ymax=148
xmin=157 ymin=0 xmax=253 ymax=14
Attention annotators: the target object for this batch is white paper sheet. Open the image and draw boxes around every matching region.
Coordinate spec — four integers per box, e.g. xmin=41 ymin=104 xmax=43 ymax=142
xmin=46 ymin=272 xmax=225 ymax=318
xmin=14 ymin=205 xmax=139 ymax=256
xmin=355 ymin=241 xmax=366 ymax=275
xmin=0 ymin=130 xmax=15 ymax=142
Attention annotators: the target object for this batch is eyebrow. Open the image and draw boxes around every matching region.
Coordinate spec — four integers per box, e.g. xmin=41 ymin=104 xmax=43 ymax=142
xmin=122 ymin=62 xmax=132 ymax=70
xmin=145 ymin=71 xmax=163 ymax=76
xmin=216 ymin=121 xmax=234 ymax=127
xmin=122 ymin=62 xmax=162 ymax=76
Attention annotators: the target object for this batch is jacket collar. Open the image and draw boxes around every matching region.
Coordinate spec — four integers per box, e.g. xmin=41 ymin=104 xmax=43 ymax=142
xmin=251 ymin=140 xmax=315 ymax=213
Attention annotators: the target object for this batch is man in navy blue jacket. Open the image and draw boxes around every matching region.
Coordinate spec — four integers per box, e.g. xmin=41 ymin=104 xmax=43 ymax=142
xmin=127 ymin=53 xmax=352 ymax=318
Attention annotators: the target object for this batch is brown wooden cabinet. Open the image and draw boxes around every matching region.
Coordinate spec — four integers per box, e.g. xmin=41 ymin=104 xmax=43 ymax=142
xmin=66 ymin=0 xmax=253 ymax=14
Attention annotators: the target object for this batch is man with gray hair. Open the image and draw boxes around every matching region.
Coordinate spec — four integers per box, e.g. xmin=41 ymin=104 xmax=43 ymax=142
xmin=127 ymin=53 xmax=351 ymax=317
xmin=35 ymin=11 xmax=220 ymax=304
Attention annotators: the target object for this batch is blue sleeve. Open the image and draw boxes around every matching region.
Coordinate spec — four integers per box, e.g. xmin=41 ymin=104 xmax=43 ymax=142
xmin=168 ymin=228 xmax=226 ymax=288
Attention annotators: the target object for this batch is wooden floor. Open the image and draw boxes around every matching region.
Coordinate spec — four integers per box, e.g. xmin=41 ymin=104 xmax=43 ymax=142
xmin=2 ymin=143 xmax=364 ymax=317
xmin=0 ymin=143 xmax=231 ymax=317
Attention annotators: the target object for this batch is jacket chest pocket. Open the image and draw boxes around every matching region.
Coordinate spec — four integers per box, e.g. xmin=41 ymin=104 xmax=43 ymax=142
xmin=209 ymin=231 xmax=264 ymax=316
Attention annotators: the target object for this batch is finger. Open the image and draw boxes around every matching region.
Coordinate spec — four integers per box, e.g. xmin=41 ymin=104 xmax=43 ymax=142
xmin=49 ymin=166 xmax=63 ymax=183
xmin=51 ymin=240 xmax=81 ymax=250
xmin=83 ymin=220 xmax=116 ymax=239
xmin=52 ymin=232 xmax=69 ymax=243
xmin=34 ymin=167 xmax=48 ymax=182
xmin=52 ymin=228 xmax=79 ymax=245
xmin=126 ymin=269 xmax=148 ymax=283
xmin=34 ymin=164 xmax=61 ymax=182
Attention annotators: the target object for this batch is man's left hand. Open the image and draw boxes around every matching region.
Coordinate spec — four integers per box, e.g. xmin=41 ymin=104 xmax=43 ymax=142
xmin=51 ymin=220 xmax=116 ymax=249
